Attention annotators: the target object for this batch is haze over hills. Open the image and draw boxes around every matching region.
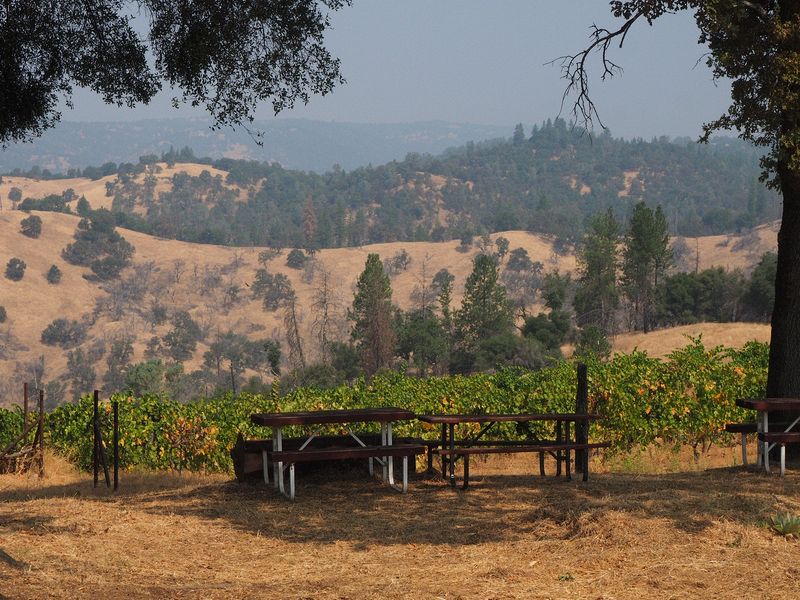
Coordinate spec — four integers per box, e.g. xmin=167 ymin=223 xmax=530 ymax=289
xmin=0 ymin=118 xmax=512 ymax=174
xmin=1 ymin=120 xmax=781 ymax=250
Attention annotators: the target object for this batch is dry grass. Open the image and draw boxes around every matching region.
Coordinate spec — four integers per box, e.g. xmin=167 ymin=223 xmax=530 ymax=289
xmin=609 ymin=322 xmax=771 ymax=358
xmin=2 ymin=448 xmax=800 ymax=599
xmin=0 ymin=162 xmax=781 ymax=400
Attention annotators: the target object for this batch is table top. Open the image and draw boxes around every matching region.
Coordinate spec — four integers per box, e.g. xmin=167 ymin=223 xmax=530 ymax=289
xmin=416 ymin=413 xmax=602 ymax=425
xmin=736 ymin=398 xmax=800 ymax=412
xmin=251 ymin=407 xmax=415 ymax=427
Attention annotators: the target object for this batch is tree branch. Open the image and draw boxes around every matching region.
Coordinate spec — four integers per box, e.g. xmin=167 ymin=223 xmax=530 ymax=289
xmin=553 ymin=11 xmax=643 ymax=131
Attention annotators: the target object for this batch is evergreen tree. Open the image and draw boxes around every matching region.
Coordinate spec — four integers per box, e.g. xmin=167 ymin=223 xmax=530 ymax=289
xmin=349 ymin=253 xmax=396 ymax=376
xmin=453 ymin=254 xmax=513 ymax=370
xmin=302 ymin=196 xmax=318 ymax=255
xmin=574 ymin=208 xmax=620 ymax=334
xmin=621 ymin=202 xmax=672 ymax=333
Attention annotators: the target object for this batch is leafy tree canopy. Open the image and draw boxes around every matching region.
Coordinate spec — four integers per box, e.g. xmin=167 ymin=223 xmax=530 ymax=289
xmin=0 ymin=1 xmax=350 ymax=145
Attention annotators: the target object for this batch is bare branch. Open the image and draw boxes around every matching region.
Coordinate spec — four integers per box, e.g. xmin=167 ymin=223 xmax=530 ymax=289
xmin=554 ymin=12 xmax=643 ymax=131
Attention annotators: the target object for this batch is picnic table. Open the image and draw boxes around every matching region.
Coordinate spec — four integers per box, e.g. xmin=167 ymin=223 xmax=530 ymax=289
xmin=736 ymin=398 xmax=800 ymax=475
xmin=417 ymin=413 xmax=609 ymax=488
xmin=250 ymin=408 xmax=423 ymax=499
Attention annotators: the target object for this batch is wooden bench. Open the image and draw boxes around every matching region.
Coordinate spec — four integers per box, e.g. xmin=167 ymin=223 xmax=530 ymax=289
xmin=758 ymin=432 xmax=800 ymax=476
xmin=270 ymin=444 xmax=426 ymax=499
xmin=231 ymin=433 xmax=438 ymax=482
xmin=433 ymin=441 xmax=610 ymax=487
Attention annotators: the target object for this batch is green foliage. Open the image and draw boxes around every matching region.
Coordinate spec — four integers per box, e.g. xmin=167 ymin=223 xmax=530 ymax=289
xmin=46 ymin=264 xmax=62 ymax=284
xmin=20 ymin=214 xmax=42 ymax=238
xmin=622 ymin=202 xmax=672 ymax=333
xmin=0 ymin=407 xmax=23 ymax=448
xmin=62 ymin=211 xmax=134 ymax=279
xmin=44 ymin=337 xmax=769 ymax=473
xmin=769 ymin=513 xmax=800 ymax=538
xmin=285 ymin=248 xmax=308 ymax=269
xmin=18 ymin=194 xmax=71 ymax=213
xmin=454 ymin=254 xmax=513 ymax=363
xmin=40 ymin=318 xmax=87 ymax=348
xmin=575 ymin=208 xmax=619 ymax=332
xmin=251 ymin=269 xmax=293 ymax=310
xmin=5 ymin=257 xmax=26 ymax=281
xmin=163 ymin=310 xmax=202 ymax=362
xmin=350 ymin=254 xmax=396 ymax=376
xmin=656 ymin=268 xmax=746 ymax=326
xmin=742 ymin=252 xmax=777 ymax=321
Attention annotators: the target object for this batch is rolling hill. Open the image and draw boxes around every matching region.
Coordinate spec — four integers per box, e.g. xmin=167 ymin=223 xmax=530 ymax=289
xmin=0 ymin=169 xmax=778 ymax=407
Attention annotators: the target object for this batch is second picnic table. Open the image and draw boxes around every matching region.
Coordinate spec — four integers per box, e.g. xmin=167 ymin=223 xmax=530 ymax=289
xmin=735 ymin=398 xmax=800 ymax=475
xmin=250 ymin=407 xmax=423 ymax=499
xmin=417 ymin=412 xmax=608 ymax=488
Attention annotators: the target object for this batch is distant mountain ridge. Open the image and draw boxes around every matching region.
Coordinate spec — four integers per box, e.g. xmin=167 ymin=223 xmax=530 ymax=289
xmin=0 ymin=118 xmax=512 ymax=173
xmin=0 ymin=119 xmax=780 ymax=246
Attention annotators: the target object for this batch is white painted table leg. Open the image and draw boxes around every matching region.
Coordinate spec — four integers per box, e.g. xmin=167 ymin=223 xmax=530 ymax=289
xmin=262 ymin=449 xmax=270 ymax=484
xmin=781 ymin=444 xmax=786 ymax=477
xmin=387 ymin=421 xmax=394 ymax=485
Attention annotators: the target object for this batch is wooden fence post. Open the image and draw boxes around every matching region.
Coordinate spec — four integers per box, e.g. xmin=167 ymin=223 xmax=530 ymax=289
xmin=23 ymin=383 xmax=28 ymax=446
xmin=38 ymin=390 xmax=44 ymax=477
xmin=575 ymin=363 xmax=588 ymax=475
xmin=113 ymin=400 xmax=119 ymax=492
xmin=93 ymin=390 xmax=99 ymax=488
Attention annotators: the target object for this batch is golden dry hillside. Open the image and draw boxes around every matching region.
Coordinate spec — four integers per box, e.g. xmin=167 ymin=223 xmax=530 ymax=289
xmin=0 ymin=206 xmax=575 ymax=406
xmin=0 ymin=163 xmax=780 ymax=407
xmin=609 ymin=322 xmax=771 ymax=358
xmin=0 ymin=162 xmax=247 ymax=213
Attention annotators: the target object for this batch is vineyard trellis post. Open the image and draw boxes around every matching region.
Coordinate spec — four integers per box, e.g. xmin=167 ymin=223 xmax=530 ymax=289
xmin=92 ymin=390 xmax=111 ymax=489
xmin=574 ymin=363 xmax=589 ymax=475
xmin=0 ymin=383 xmax=44 ymax=475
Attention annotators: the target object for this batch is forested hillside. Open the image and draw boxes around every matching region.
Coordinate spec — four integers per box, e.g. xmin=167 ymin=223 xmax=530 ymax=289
xmin=2 ymin=120 xmax=779 ymax=250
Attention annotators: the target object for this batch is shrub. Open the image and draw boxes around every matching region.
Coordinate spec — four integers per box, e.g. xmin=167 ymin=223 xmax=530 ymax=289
xmin=46 ymin=264 xmax=62 ymax=284
xmin=5 ymin=258 xmax=26 ymax=281
xmin=0 ymin=306 xmax=6 ymax=323
xmin=20 ymin=215 xmax=42 ymax=238
xmin=286 ymin=248 xmax=307 ymax=269
xmin=40 ymin=318 xmax=87 ymax=348
xmin=44 ymin=338 xmax=769 ymax=474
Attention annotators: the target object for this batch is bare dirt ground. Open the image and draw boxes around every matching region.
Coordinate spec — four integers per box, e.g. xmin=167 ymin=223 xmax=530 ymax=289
xmin=2 ymin=447 xmax=800 ymax=600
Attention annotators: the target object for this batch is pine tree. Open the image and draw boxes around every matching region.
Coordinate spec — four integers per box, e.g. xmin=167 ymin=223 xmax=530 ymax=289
xmin=574 ymin=208 xmax=620 ymax=335
xmin=622 ymin=202 xmax=672 ymax=333
xmin=302 ymin=196 xmax=318 ymax=255
xmin=454 ymin=254 xmax=513 ymax=353
xmin=349 ymin=254 xmax=395 ymax=376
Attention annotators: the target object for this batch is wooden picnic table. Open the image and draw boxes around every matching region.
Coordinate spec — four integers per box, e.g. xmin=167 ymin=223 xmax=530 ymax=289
xmin=250 ymin=408 xmax=421 ymax=499
xmin=417 ymin=413 xmax=608 ymax=488
xmin=736 ymin=398 xmax=800 ymax=475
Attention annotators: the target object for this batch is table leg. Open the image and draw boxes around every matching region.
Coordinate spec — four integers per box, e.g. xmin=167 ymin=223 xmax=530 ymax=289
xmin=539 ymin=451 xmax=545 ymax=476
xmin=463 ymin=454 xmax=469 ymax=490
xmin=381 ymin=422 xmax=388 ymax=481
xmin=565 ymin=421 xmax=571 ymax=481
xmin=449 ymin=423 xmax=456 ymax=487
xmin=556 ymin=421 xmax=563 ymax=477
xmin=440 ymin=423 xmax=448 ymax=479
xmin=763 ymin=411 xmax=770 ymax=474
xmin=387 ymin=421 xmax=395 ymax=486
xmin=272 ymin=427 xmax=281 ymax=489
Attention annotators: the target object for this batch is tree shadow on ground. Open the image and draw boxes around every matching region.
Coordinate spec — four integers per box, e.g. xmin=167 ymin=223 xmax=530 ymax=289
xmin=4 ymin=464 xmax=799 ymax=548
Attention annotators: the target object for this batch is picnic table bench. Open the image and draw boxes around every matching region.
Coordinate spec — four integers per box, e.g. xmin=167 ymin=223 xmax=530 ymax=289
xmin=735 ymin=398 xmax=800 ymax=475
xmin=417 ymin=413 xmax=610 ymax=489
xmin=250 ymin=408 xmax=422 ymax=499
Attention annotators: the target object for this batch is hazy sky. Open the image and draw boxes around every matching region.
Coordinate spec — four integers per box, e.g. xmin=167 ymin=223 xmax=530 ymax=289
xmin=62 ymin=1 xmax=731 ymax=140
